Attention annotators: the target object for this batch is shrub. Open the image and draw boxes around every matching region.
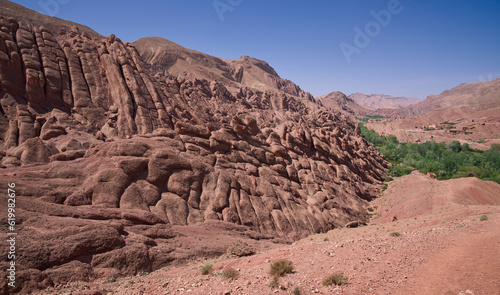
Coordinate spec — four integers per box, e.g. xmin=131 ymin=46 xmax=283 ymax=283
xmin=323 ymin=237 xmax=329 ymax=242
xmin=222 ymin=268 xmax=239 ymax=279
xmin=359 ymin=124 xmax=500 ymax=185
xmin=390 ymin=232 xmax=402 ymax=237
xmin=322 ymin=272 xmax=348 ymax=286
xmin=269 ymin=276 xmax=280 ymax=288
xmin=269 ymin=259 xmax=294 ymax=277
xmin=292 ymin=286 xmax=302 ymax=295
xmin=480 ymin=214 xmax=488 ymax=221
xmin=226 ymin=240 xmax=256 ymax=257
xmin=200 ymin=263 xmax=213 ymax=275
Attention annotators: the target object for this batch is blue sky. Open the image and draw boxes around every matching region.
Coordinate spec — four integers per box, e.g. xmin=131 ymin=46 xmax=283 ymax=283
xmin=10 ymin=0 xmax=500 ymax=99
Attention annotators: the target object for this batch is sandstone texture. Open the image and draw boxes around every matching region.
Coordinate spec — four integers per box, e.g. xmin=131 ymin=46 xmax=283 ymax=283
xmin=0 ymin=4 xmax=387 ymax=294
xmin=30 ymin=172 xmax=500 ymax=295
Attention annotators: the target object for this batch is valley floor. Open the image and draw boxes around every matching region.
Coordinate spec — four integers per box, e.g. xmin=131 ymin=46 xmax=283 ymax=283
xmin=36 ymin=173 xmax=500 ymax=295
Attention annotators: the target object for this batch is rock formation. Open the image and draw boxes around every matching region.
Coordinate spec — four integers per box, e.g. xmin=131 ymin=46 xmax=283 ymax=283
xmin=0 ymin=3 xmax=387 ymax=294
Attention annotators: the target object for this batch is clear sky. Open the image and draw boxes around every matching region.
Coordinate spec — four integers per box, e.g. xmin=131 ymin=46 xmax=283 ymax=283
xmin=9 ymin=0 xmax=500 ymax=99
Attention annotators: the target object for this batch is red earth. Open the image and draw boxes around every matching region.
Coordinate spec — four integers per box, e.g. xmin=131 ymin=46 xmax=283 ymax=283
xmin=34 ymin=172 xmax=500 ymax=295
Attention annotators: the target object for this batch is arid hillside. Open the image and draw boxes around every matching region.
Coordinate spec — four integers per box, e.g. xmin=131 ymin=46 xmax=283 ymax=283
xmin=0 ymin=2 xmax=388 ymax=294
xmin=317 ymin=91 xmax=369 ymax=116
xmin=349 ymin=93 xmax=422 ymax=111
xmin=132 ymin=37 xmax=318 ymax=106
xmin=367 ymin=79 xmax=500 ymax=149
xmin=33 ymin=172 xmax=500 ymax=295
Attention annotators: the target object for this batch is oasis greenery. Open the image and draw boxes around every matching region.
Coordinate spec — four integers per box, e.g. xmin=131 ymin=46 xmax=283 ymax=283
xmin=359 ymin=124 xmax=500 ymax=184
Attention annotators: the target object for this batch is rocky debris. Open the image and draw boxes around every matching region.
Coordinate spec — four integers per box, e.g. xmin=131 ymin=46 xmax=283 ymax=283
xmin=345 ymin=220 xmax=366 ymax=228
xmin=427 ymin=172 xmax=437 ymax=179
xmin=36 ymin=189 xmax=500 ymax=295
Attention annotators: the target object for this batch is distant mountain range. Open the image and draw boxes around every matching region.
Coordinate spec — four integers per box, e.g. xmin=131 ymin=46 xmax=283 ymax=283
xmin=398 ymin=79 xmax=500 ymax=118
xmin=365 ymin=78 xmax=500 ymax=149
xmin=348 ymin=93 xmax=422 ymax=111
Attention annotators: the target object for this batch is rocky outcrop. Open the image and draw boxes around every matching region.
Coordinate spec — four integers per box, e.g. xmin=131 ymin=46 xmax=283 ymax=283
xmin=0 ymin=9 xmax=387 ymax=295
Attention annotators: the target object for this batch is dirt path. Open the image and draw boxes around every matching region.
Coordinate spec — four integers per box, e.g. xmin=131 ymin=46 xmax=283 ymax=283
xmin=398 ymin=217 xmax=500 ymax=295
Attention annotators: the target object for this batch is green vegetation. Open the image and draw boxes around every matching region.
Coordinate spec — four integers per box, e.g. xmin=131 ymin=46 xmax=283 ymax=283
xmin=222 ymin=268 xmax=239 ymax=279
xmin=480 ymin=214 xmax=489 ymax=221
xmin=322 ymin=273 xmax=349 ymax=286
xmin=269 ymin=259 xmax=294 ymax=277
xmin=358 ymin=115 xmax=386 ymax=123
xmin=390 ymin=232 xmax=402 ymax=237
xmin=359 ymin=124 xmax=500 ymax=184
xmin=200 ymin=263 xmax=213 ymax=275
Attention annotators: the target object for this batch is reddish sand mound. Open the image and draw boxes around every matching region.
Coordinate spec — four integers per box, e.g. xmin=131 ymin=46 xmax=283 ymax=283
xmin=370 ymin=171 xmax=500 ymax=224
xmin=449 ymin=177 xmax=500 ymax=205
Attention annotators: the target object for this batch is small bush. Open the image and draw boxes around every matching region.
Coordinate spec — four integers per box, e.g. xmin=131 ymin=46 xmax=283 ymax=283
xmin=222 ymin=268 xmax=239 ymax=279
xmin=292 ymin=286 xmax=302 ymax=295
xmin=480 ymin=214 xmax=488 ymax=221
xmin=324 ymin=237 xmax=329 ymax=242
xmin=269 ymin=276 xmax=280 ymax=288
xmin=322 ymin=273 xmax=348 ymax=286
xmin=227 ymin=240 xmax=256 ymax=257
xmin=106 ymin=276 xmax=116 ymax=283
xmin=269 ymin=259 xmax=294 ymax=277
xmin=200 ymin=263 xmax=213 ymax=275
xmin=390 ymin=232 xmax=402 ymax=237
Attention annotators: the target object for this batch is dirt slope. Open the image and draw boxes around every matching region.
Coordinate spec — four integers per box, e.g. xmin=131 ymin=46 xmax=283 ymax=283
xmin=36 ymin=172 xmax=500 ymax=295
xmin=367 ymin=79 xmax=500 ymax=148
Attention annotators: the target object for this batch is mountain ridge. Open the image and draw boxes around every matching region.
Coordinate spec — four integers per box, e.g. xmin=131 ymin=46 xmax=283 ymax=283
xmin=132 ymin=36 xmax=318 ymax=105
xmin=0 ymin=2 xmax=387 ymax=293
xmin=348 ymin=92 xmax=422 ymax=111
xmin=317 ymin=91 xmax=369 ymax=116
xmin=366 ymin=78 xmax=500 ymax=148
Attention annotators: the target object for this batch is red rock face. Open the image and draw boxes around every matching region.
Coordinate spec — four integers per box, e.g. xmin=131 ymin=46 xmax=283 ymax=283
xmin=0 ymin=13 xmax=387 ymax=294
